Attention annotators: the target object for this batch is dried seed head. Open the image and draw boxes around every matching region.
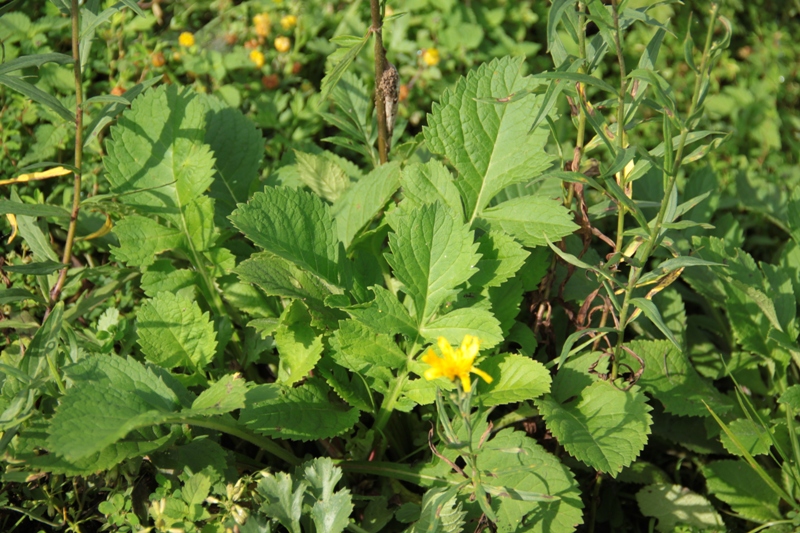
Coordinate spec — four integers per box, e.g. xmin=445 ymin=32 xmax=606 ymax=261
xmin=378 ymin=62 xmax=400 ymax=141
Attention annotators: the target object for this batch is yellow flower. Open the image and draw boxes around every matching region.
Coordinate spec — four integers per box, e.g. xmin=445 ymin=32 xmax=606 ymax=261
xmin=280 ymin=14 xmax=297 ymax=30
xmin=253 ymin=13 xmax=271 ymax=37
xmin=178 ymin=32 xmax=195 ymax=47
xmin=422 ymin=48 xmax=440 ymax=67
xmin=249 ymin=49 xmax=265 ymax=68
xmin=274 ymin=36 xmax=291 ymax=53
xmin=422 ymin=335 xmax=493 ymax=393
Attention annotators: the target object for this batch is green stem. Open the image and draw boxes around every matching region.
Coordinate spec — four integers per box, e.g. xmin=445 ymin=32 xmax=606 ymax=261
xmin=611 ymin=0 xmax=628 ymax=257
xmin=50 ymin=0 xmax=84 ymax=305
xmin=372 ymin=338 xmax=421 ymax=453
xmin=611 ymin=5 xmax=720 ymax=373
xmin=176 ymin=417 xmax=300 ymax=466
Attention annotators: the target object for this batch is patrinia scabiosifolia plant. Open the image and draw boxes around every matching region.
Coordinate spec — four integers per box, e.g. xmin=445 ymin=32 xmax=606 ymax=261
xmin=6 ymin=1 xmax=798 ymax=532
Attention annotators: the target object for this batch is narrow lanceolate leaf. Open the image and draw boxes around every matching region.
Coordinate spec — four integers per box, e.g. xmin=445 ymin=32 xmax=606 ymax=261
xmin=537 ymin=381 xmax=653 ymax=477
xmin=423 ymin=56 xmax=554 ymax=221
xmin=204 ymin=96 xmax=263 ymax=222
xmin=230 ymin=186 xmax=341 ymax=286
xmin=400 ymin=161 xmax=464 ymax=220
xmin=0 ymin=74 xmax=75 ymax=122
xmin=333 ymin=162 xmax=401 ymax=248
xmin=47 ymin=356 xmax=183 ymax=461
xmin=240 ymin=379 xmax=359 ymax=441
xmin=479 ymin=353 xmax=551 ymax=406
xmin=104 ymin=85 xmax=215 ymax=221
xmin=386 ymin=202 xmax=480 ymax=325
xmin=420 ymin=308 xmax=503 ymax=349
xmin=137 ymin=292 xmax=218 ymax=372
xmin=476 ymin=196 xmax=578 ymax=248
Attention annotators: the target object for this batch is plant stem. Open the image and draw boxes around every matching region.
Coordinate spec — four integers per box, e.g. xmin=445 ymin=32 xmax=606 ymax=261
xmin=611 ymin=0 xmax=628 ymax=255
xmin=373 ymin=338 xmax=421 ymax=454
xmin=611 ymin=6 xmax=720 ymax=377
xmin=177 ymin=417 xmax=300 ymax=466
xmin=370 ymin=0 xmax=389 ymax=164
xmin=50 ymin=0 xmax=84 ymax=305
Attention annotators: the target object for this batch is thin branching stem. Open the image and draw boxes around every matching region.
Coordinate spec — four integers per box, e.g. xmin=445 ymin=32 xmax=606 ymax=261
xmin=50 ymin=0 xmax=84 ymax=305
xmin=611 ymin=0 xmax=628 ymax=256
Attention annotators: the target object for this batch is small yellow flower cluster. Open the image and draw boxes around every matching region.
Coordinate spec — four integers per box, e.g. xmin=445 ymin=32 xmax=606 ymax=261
xmin=178 ymin=31 xmax=194 ymax=47
xmin=274 ymin=35 xmax=291 ymax=53
xmin=422 ymin=335 xmax=492 ymax=393
xmin=423 ymin=48 xmax=440 ymax=67
xmin=249 ymin=49 xmax=265 ymax=68
xmin=253 ymin=13 xmax=271 ymax=37
xmin=281 ymin=14 xmax=297 ymax=30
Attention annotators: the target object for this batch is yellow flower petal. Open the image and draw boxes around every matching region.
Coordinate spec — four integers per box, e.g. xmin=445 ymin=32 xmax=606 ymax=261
xmin=471 ymin=367 xmax=493 ymax=384
xmin=178 ymin=32 xmax=195 ymax=47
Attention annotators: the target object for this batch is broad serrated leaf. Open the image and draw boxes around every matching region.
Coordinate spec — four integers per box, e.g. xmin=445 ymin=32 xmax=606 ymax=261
xmin=150 ymin=438 xmax=229 ymax=483
xmin=476 ymin=429 xmax=584 ymax=533
xmin=274 ymin=301 xmax=324 ymax=386
xmin=636 ymin=484 xmax=723 ymax=533
xmin=230 ymin=186 xmax=341 ymax=285
xmin=333 ymin=319 xmax=406 ymax=372
xmin=424 ymin=56 xmax=554 ymax=221
xmin=191 ymin=373 xmax=247 ymax=414
xmin=137 ymin=292 xmax=217 ymax=372
xmin=719 ymin=418 xmax=772 ymax=456
xmin=476 ymin=196 xmax=578 ymax=248
xmin=420 ymin=307 xmax=503 ymax=349
xmin=411 ymin=487 xmax=466 ymax=533
xmin=338 ymin=285 xmax=418 ymax=338
xmin=105 ymin=85 xmax=215 ymax=221
xmin=537 ymin=381 xmax=652 ymax=476
xmin=479 ymin=353 xmax=551 ymax=406
xmin=703 ymin=460 xmax=781 ymax=522
xmin=630 ymin=340 xmax=731 ymax=417
xmin=400 ymin=161 xmax=464 ymax=221
xmin=204 ymin=97 xmax=263 ymax=222
xmin=141 ymin=261 xmax=198 ymax=298
xmin=47 ymin=356 xmax=183 ymax=461
xmin=333 ymin=162 xmax=401 ymax=248
xmin=470 ymin=231 xmax=530 ymax=289
xmin=182 ymin=472 xmax=212 ymax=505
xmin=295 ymin=150 xmax=351 ymax=203
xmin=779 ymin=385 xmax=800 ymax=410
xmin=386 ymin=202 xmax=480 ymax=324
xmin=312 ymin=490 xmax=353 ymax=533
xmin=240 ymin=378 xmax=359 ymax=441
xmin=111 ymin=215 xmax=184 ymax=267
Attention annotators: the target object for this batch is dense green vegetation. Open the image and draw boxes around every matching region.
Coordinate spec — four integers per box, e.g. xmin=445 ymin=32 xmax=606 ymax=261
xmin=1 ymin=0 xmax=799 ymax=532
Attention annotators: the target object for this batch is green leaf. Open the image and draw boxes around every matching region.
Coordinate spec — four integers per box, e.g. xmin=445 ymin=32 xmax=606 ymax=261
xmin=339 ymin=285 xmax=418 ymax=338
xmin=386 ymin=202 xmax=479 ymax=324
xmin=204 ymin=97 xmax=263 ymax=223
xmin=240 ymin=378 xmax=359 ymax=441
xmin=258 ymin=472 xmax=305 ymax=533
xmin=191 ymin=373 xmax=248 ymax=414
xmin=470 ymin=231 xmax=530 ymax=289
xmin=0 ymin=73 xmax=74 ymax=122
xmin=635 ymin=484 xmax=723 ymax=533
xmin=230 ymin=186 xmax=341 ymax=286
xmin=629 ymin=340 xmax=731 ymax=417
xmin=47 ymin=356 xmax=183 ymax=460
xmin=411 ymin=487 xmax=466 ymax=533
xmin=537 ymin=381 xmax=653 ymax=476
xmin=424 ymin=56 xmax=554 ymax=221
xmin=400 ymin=161 xmax=464 ymax=221
xmin=105 ymin=85 xmax=215 ymax=223
xmin=295 ymin=150 xmax=351 ymax=203
xmin=476 ymin=196 xmax=578 ymax=248
xmin=419 ymin=307 xmax=503 ymax=349
xmin=182 ymin=472 xmax=212 ymax=506
xmin=779 ymin=385 xmax=800 ymax=410
xmin=0 ymin=198 xmax=70 ymax=218
xmin=137 ymin=292 xmax=218 ymax=372
xmin=629 ymin=298 xmax=682 ymax=351
xmin=719 ymin=418 xmax=772 ymax=457
xmin=703 ymin=460 xmax=781 ymax=522
xmin=477 ymin=429 xmax=584 ymax=533
xmin=0 ymin=53 xmax=72 ymax=75
xmin=305 ymin=458 xmax=354 ymax=533
xmin=2 ymin=259 xmax=65 ymax=275
xmin=530 ymin=71 xmax=617 ymax=95
xmin=334 ymin=319 xmax=406 ymax=373
xmin=333 ymin=162 xmax=401 ymax=248
xmin=319 ymin=32 xmax=370 ymax=105
xmin=274 ymin=301 xmax=324 ymax=386
xmin=479 ymin=353 xmax=551 ymax=406
xmin=111 ymin=215 xmax=184 ymax=267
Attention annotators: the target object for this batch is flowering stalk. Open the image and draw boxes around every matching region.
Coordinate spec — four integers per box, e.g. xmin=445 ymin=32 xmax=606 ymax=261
xmin=370 ymin=0 xmax=390 ymax=164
